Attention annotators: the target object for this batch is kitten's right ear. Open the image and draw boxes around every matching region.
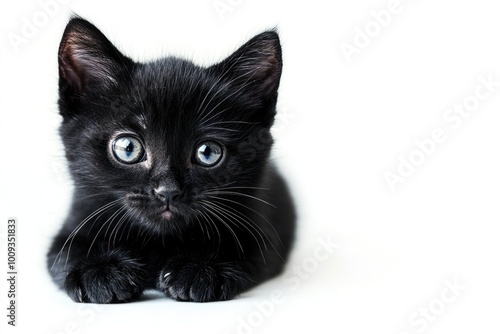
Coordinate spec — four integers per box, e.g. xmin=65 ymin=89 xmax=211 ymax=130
xmin=58 ymin=17 xmax=132 ymax=93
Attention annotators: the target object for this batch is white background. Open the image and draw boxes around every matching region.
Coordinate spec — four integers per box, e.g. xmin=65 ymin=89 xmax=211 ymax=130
xmin=1 ymin=0 xmax=499 ymax=333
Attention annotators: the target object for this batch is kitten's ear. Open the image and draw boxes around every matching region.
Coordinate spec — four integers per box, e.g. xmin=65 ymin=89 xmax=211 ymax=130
xmin=210 ymin=30 xmax=282 ymax=101
xmin=58 ymin=17 xmax=132 ymax=93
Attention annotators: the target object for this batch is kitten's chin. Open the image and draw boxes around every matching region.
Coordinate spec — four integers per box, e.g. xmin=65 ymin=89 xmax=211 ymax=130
xmin=160 ymin=210 xmax=173 ymax=220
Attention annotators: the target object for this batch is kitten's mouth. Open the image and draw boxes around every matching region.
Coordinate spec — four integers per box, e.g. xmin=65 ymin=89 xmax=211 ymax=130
xmin=157 ymin=204 xmax=175 ymax=220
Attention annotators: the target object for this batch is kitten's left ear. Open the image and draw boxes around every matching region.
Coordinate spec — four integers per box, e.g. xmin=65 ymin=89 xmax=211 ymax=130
xmin=58 ymin=17 xmax=133 ymax=93
xmin=209 ymin=30 xmax=282 ymax=101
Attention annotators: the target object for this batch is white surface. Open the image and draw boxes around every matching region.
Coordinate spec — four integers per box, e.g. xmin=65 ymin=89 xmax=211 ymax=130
xmin=1 ymin=0 xmax=499 ymax=333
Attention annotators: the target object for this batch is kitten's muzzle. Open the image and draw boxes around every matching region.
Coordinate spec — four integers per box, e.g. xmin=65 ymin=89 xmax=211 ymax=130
xmin=154 ymin=186 xmax=182 ymax=208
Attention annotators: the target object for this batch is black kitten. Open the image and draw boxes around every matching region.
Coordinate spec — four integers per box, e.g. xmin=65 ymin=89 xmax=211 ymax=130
xmin=47 ymin=17 xmax=295 ymax=303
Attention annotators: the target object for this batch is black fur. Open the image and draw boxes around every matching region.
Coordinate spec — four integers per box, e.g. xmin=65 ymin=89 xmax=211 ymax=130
xmin=47 ymin=17 xmax=295 ymax=303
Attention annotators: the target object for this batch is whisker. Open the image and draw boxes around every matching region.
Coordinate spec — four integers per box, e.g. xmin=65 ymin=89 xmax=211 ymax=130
xmin=204 ymin=190 xmax=276 ymax=208
xmin=207 ymin=186 xmax=270 ymax=191
xmin=109 ymin=205 xmax=133 ymax=249
xmin=201 ymin=200 xmax=266 ymax=263
xmin=51 ymin=198 xmax=124 ymax=270
xmin=207 ymin=197 xmax=284 ymax=261
xmin=206 ymin=194 xmax=284 ymax=249
xmin=195 ymin=208 xmax=222 ymax=254
xmin=200 ymin=203 xmax=244 ymax=256
xmin=87 ymin=204 xmax=127 ymax=256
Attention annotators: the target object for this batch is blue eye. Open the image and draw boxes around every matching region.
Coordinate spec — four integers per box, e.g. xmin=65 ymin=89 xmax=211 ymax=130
xmin=112 ymin=136 xmax=145 ymax=164
xmin=194 ymin=141 xmax=223 ymax=167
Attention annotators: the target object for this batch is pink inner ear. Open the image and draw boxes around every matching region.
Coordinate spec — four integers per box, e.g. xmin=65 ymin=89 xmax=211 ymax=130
xmin=59 ymin=36 xmax=85 ymax=92
xmin=252 ymin=47 xmax=281 ymax=95
xmin=59 ymin=30 xmax=117 ymax=92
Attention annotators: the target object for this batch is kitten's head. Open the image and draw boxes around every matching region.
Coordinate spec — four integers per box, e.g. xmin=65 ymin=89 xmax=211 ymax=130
xmin=58 ymin=17 xmax=282 ymax=234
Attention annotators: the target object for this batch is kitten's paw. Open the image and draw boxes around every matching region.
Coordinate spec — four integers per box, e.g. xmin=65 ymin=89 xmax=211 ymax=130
xmin=158 ymin=257 xmax=251 ymax=302
xmin=64 ymin=250 xmax=146 ymax=303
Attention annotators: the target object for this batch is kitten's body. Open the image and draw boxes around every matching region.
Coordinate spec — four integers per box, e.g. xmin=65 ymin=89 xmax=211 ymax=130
xmin=48 ymin=18 xmax=295 ymax=303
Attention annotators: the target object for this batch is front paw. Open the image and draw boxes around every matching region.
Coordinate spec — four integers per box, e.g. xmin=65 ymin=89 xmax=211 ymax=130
xmin=158 ymin=257 xmax=250 ymax=302
xmin=64 ymin=250 xmax=146 ymax=303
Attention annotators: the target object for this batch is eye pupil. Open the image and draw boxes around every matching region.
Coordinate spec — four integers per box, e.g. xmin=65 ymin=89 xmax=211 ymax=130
xmin=200 ymin=145 xmax=211 ymax=157
xmin=125 ymin=141 xmax=134 ymax=154
xmin=195 ymin=141 xmax=223 ymax=167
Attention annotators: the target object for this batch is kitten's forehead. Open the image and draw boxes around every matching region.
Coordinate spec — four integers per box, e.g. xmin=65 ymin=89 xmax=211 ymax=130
xmin=130 ymin=58 xmax=235 ymax=131
xmin=131 ymin=59 xmax=210 ymax=116
xmin=137 ymin=58 xmax=206 ymax=91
